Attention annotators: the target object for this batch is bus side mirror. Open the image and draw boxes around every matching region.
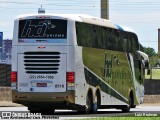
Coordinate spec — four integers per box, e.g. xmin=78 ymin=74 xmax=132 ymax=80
xmin=147 ymin=68 xmax=150 ymax=75
xmin=145 ymin=60 xmax=149 ymax=69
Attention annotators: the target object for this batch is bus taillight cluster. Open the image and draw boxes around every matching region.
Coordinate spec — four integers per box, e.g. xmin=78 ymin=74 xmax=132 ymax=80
xmin=11 ymin=71 xmax=17 ymax=82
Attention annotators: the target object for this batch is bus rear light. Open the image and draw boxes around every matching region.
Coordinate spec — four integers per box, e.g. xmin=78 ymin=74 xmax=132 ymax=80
xmin=11 ymin=71 xmax=17 ymax=82
xmin=67 ymin=72 xmax=75 ymax=83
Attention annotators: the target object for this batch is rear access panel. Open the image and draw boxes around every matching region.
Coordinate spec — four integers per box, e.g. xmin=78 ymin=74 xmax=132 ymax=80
xmin=17 ymin=52 xmax=66 ymax=92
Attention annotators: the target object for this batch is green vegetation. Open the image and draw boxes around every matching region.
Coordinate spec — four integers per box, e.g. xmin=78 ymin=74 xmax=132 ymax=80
xmin=145 ymin=69 xmax=160 ymax=80
xmin=143 ymin=47 xmax=156 ymax=58
xmin=83 ymin=117 xmax=160 ymax=120
xmin=143 ymin=47 xmax=160 ymax=80
xmin=143 ymin=47 xmax=160 ymax=67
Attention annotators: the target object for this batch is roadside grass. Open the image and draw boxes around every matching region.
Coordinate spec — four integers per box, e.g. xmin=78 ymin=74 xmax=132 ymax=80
xmin=145 ymin=69 xmax=160 ymax=80
xmin=84 ymin=117 xmax=160 ymax=120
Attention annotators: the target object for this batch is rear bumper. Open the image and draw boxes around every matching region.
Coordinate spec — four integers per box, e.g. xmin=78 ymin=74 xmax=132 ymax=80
xmin=12 ymin=90 xmax=75 ymax=106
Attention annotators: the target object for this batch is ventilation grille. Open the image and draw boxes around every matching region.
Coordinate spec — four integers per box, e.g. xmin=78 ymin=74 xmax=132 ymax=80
xmin=24 ymin=52 xmax=60 ymax=74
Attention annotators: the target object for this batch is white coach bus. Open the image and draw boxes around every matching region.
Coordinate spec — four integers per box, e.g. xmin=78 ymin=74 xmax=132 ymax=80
xmin=11 ymin=13 xmax=149 ymax=114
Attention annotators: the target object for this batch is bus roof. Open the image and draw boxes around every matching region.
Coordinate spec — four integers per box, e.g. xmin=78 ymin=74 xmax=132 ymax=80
xmin=15 ymin=13 xmax=135 ymax=33
xmin=115 ymin=24 xmax=136 ymax=34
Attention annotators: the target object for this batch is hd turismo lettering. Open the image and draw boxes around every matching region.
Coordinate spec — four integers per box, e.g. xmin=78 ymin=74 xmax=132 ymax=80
xmin=21 ymin=20 xmax=55 ymax=38
xmin=104 ymin=53 xmax=112 ymax=78
xmin=104 ymin=53 xmax=127 ymax=80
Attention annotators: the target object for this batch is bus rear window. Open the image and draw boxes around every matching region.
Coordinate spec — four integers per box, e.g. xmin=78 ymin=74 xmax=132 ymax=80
xmin=18 ymin=19 xmax=67 ymax=39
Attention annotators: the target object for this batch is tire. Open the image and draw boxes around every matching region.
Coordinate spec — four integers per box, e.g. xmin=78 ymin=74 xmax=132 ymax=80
xmin=85 ymin=93 xmax=93 ymax=114
xmin=79 ymin=92 xmax=93 ymax=114
xmin=130 ymin=91 xmax=135 ymax=108
xmin=92 ymin=92 xmax=100 ymax=114
xmin=121 ymin=105 xmax=130 ymax=113
xmin=121 ymin=95 xmax=132 ymax=113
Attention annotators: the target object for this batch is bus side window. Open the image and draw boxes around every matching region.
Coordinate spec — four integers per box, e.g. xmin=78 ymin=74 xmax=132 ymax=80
xmin=97 ymin=26 xmax=103 ymax=49
xmin=105 ymin=28 xmax=110 ymax=49
xmin=107 ymin=29 xmax=112 ymax=50
xmin=102 ymin=27 xmax=107 ymax=49
xmin=132 ymin=34 xmax=139 ymax=53
xmin=111 ymin=30 xmax=115 ymax=50
xmin=122 ymin=34 xmax=128 ymax=52
xmin=86 ymin=23 xmax=93 ymax=47
xmin=115 ymin=30 xmax=119 ymax=51
xmin=117 ymin=31 xmax=123 ymax=51
xmin=127 ymin=34 xmax=132 ymax=53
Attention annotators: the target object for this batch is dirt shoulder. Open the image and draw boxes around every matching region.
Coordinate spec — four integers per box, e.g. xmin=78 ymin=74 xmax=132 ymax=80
xmin=138 ymin=103 xmax=160 ymax=107
xmin=0 ymin=101 xmax=23 ymax=107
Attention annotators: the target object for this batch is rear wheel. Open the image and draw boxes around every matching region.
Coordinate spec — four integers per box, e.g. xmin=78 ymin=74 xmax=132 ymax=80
xmin=121 ymin=95 xmax=132 ymax=113
xmin=130 ymin=92 xmax=135 ymax=108
xmin=85 ymin=93 xmax=93 ymax=114
xmin=121 ymin=105 xmax=130 ymax=113
xmin=78 ymin=91 xmax=93 ymax=114
xmin=92 ymin=91 xmax=100 ymax=113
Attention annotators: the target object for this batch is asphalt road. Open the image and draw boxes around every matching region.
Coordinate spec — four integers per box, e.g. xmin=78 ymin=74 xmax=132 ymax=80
xmin=0 ymin=104 xmax=159 ymax=119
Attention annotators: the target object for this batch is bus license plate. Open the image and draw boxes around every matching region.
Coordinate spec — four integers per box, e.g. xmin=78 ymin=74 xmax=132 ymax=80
xmin=37 ymin=83 xmax=47 ymax=87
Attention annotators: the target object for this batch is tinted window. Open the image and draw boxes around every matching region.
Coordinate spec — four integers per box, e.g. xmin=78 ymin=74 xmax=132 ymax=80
xmin=19 ymin=19 xmax=67 ymax=39
xmin=76 ymin=22 xmax=139 ymax=53
xmin=76 ymin=22 xmax=116 ymax=50
xmin=131 ymin=34 xmax=139 ymax=53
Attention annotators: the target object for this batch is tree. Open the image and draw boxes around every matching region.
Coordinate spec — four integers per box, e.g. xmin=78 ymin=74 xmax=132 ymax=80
xmin=143 ymin=47 xmax=159 ymax=67
xmin=150 ymin=55 xmax=159 ymax=67
xmin=152 ymin=52 xmax=160 ymax=67
xmin=143 ymin=47 xmax=156 ymax=57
